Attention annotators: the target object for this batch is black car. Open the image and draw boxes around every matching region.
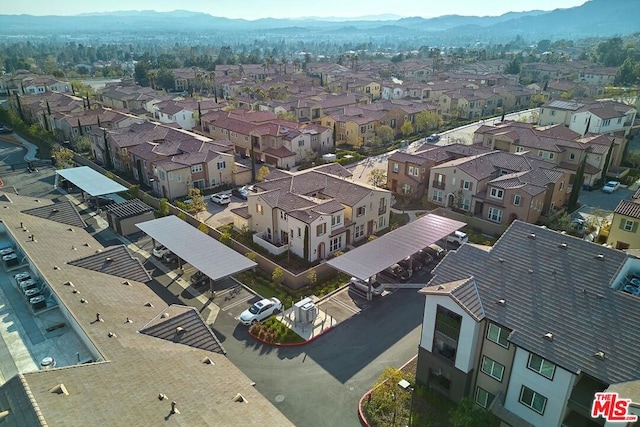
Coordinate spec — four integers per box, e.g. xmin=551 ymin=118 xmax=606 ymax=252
xmin=231 ymin=186 xmax=249 ymax=200
xmin=414 ymin=250 xmax=435 ymax=267
xmin=190 ymin=271 xmax=209 ymax=286
xmin=398 ymin=256 xmax=423 ymax=275
xmin=0 ymin=126 xmax=13 ymax=134
xmin=426 ymin=134 xmax=440 ymax=143
xmin=380 ymin=263 xmax=411 ymax=282
xmin=88 ymin=196 xmax=115 ymax=208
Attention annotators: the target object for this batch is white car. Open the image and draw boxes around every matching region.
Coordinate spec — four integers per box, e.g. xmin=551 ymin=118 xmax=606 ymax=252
xmin=152 ymin=244 xmax=171 ymax=258
xmin=239 ymin=297 xmax=283 ymax=325
xmin=602 ymin=181 xmax=620 ymax=193
xmin=446 ymin=230 xmax=468 ymax=246
xmin=349 ymin=277 xmax=385 ymax=296
xmin=211 ymin=193 xmax=231 ymax=205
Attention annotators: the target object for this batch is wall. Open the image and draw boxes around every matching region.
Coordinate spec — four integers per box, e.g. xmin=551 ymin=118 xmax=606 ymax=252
xmin=431 ymin=208 xmax=507 ymax=237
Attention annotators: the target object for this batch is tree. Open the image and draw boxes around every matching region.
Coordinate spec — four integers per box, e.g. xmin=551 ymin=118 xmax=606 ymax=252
xmin=626 ymin=150 xmax=640 ymax=169
xmin=52 ymin=148 xmax=74 ymax=169
xmin=400 ymin=121 xmax=413 ymax=137
xmin=505 ymin=53 xmax=522 ymax=74
xmin=306 ymin=268 xmax=317 ymax=287
xmin=257 ymin=166 xmax=270 ymax=181
xmin=568 ymin=155 xmax=586 ymax=212
xmin=449 ymin=397 xmax=499 ymax=427
xmin=156 ymin=68 xmax=176 ymax=91
xmin=272 ymin=267 xmax=284 ymax=285
xmin=187 ymin=188 xmax=206 ymax=212
xmin=415 ymin=110 xmax=442 ymax=133
xmin=368 ymin=169 xmax=387 ymax=188
xmin=276 ymin=111 xmax=298 ymax=122
xmin=158 ymin=198 xmax=169 ymax=216
xmin=303 ymin=226 xmax=309 ymax=260
xmin=376 ymin=125 xmax=394 ymax=145
xmin=364 ymin=368 xmax=413 ymax=427
xmin=245 ymin=252 xmax=257 ymax=262
xmin=602 ymin=140 xmax=615 ymax=180
xmin=614 ymin=58 xmax=639 ymax=86
xmin=197 ymin=222 xmax=209 ymax=234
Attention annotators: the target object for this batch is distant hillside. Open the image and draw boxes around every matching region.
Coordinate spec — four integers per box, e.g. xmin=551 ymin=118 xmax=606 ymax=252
xmin=0 ymin=0 xmax=636 ymax=43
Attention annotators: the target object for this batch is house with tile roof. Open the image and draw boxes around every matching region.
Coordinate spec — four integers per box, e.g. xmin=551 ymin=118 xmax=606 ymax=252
xmin=0 ymin=194 xmax=293 ymax=426
xmin=234 ymin=164 xmax=391 ymax=262
xmin=538 ymin=99 xmax=637 ymax=138
xmin=416 ymin=220 xmax=640 ymax=427
xmin=473 ymin=120 xmax=622 ymax=189
xmin=607 ymin=193 xmax=640 ymax=250
xmin=386 ymin=144 xmax=491 ymax=197
xmin=427 ymin=150 xmax=568 ymax=226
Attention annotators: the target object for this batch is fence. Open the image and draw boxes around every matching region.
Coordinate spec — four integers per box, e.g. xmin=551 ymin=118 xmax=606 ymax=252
xmin=431 ymin=207 xmax=507 ymax=237
xmin=71 ymin=154 xmax=339 ymax=290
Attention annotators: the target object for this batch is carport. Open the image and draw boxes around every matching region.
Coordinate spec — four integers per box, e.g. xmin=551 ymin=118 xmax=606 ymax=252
xmin=55 ymin=166 xmax=127 ymax=208
xmin=136 ymin=215 xmax=257 ymax=294
xmin=328 ymin=213 xmax=466 ymax=299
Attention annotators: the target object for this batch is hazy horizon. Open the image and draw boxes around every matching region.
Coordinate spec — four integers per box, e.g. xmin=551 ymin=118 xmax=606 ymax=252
xmin=3 ymin=0 xmax=588 ymax=20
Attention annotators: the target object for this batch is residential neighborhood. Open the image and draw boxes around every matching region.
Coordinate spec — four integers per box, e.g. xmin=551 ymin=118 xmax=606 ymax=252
xmin=1 ymin=2 xmax=640 ymax=426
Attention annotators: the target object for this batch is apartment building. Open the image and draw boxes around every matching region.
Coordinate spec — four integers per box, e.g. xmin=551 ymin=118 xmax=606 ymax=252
xmin=233 ymin=164 xmax=391 ymax=262
xmin=417 ymin=221 xmax=640 ymax=427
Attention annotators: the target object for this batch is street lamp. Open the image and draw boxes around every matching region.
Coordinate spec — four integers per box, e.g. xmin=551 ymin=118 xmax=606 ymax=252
xmin=399 ymin=379 xmax=415 ymax=427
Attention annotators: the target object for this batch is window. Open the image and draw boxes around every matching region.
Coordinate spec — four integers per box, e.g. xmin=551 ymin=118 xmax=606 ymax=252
xmin=461 ymin=180 xmax=472 ymax=190
xmin=408 ymin=166 xmax=419 ymax=177
xmin=489 ymin=188 xmax=504 ymax=199
xmin=401 ymin=183 xmax=412 ymax=194
xmin=433 ymin=173 xmax=445 ymax=189
xmin=570 ymin=153 xmax=576 ymax=160
xmin=280 ymin=211 xmax=288 ymax=220
xmin=355 ymin=224 xmax=364 ymax=239
xmin=360 ymin=126 xmax=366 ymax=134
xmin=298 ymin=140 xmax=305 ymax=147
xmin=460 ymin=198 xmax=470 ymax=211
xmin=487 ymin=323 xmax=509 ymax=348
xmin=550 ymin=110 xmax=556 ymax=116
xmin=176 ymin=174 xmax=182 ymax=183
xmin=519 ymin=386 xmax=547 ymax=415
xmin=488 ymin=207 xmax=503 ymax=223
xmin=622 ymin=219 xmax=637 ymax=232
xmin=560 ymin=181 xmax=564 ymax=190
xmin=475 ymin=387 xmax=495 ymax=409
xmin=528 ymin=354 xmax=556 ymax=380
xmin=331 ymin=214 xmax=341 ymax=226
xmin=356 ymin=206 xmax=366 ymax=217
xmin=603 ymin=119 xmax=611 ymax=126
xmin=513 ymin=195 xmax=521 ymax=206
xmin=538 ymin=151 xmax=555 ymax=160
xmin=432 ymin=190 xmax=443 ymax=203
xmin=191 ymin=164 xmax=203 ymax=173
xmin=297 ymin=227 xmax=301 ymax=237
xmin=378 ymin=216 xmax=385 ymax=229
xmin=481 ymin=356 xmax=505 ymax=381
xmin=217 ymin=161 xmax=226 ymax=169
xmin=167 ymin=172 xmax=173 ymax=181
xmin=330 ymin=236 xmax=342 ymax=252
xmin=256 ymin=204 xmax=263 ymax=215
xmin=515 ymin=146 xmax=526 ymax=153
xmin=316 ymin=223 xmax=326 ymax=236
xmin=159 ymin=170 xmax=166 ymax=180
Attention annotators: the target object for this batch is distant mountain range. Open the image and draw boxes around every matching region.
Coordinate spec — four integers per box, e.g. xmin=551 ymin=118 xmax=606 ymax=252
xmin=0 ymin=0 xmax=637 ymax=44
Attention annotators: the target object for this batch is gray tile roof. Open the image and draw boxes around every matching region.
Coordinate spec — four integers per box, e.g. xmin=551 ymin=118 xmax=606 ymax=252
xmin=422 ymin=277 xmax=486 ymax=322
xmin=614 ymin=200 xmax=640 ymax=219
xmin=105 ymin=199 xmax=153 ymax=220
xmin=0 ymin=194 xmax=293 ymax=427
xmin=67 ymin=245 xmax=152 ymax=283
xmin=426 ymin=221 xmax=638 ymax=385
xmin=139 ymin=305 xmax=225 ymax=355
xmin=22 ymin=200 xmax=87 ymax=229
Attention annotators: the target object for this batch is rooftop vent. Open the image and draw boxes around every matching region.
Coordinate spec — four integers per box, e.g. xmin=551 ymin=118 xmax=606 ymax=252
xmin=528 ymin=233 xmax=536 ymax=239
xmin=145 ymin=302 xmax=154 ymax=308
xmin=108 ymin=332 xmax=117 ymax=338
xmin=170 ymin=401 xmax=180 ymax=415
xmin=437 ymin=285 xmax=445 ymax=290
xmin=496 ymin=299 xmax=506 ymax=306
xmin=528 ymin=269 xmax=534 ymax=274
xmin=201 ymin=357 xmax=214 ymax=365
xmin=63 ymin=281 xmax=74 ymax=287
xmin=232 ymin=393 xmax=248 ymax=403
xmin=51 ymin=208 xmax=59 ymax=213
xmin=68 ymin=227 xmax=74 ymax=232
xmin=595 ymin=254 xmax=605 ymax=261
xmin=543 ymin=332 xmax=554 ymax=341
xmin=49 ymin=384 xmax=69 ymax=396
xmin=84 ymin=243 xmax=90 ymax=247
xmin=123 ymin=280 xmax=132 ymax=286
xmin=105 ymin=257 xmax=113 ymax=263
xmin=125 ymin=317 xmax=133 ymax=324
xmin=594 ymin=351 xmax=605 ymax=360
xmin=80 ymin=298 xmax=87 ymax=304
xmin=176 ymin=327 xmax=186 ymax=334
xmin=161 ymin=312 xmax=169 ymax=318
xmin=72 ymin=289 xmax=79 ymax=294
xmin=158 ymin=393 xmax=168 ymax=401
xmin=559 ymin=243 xmax=567 ymax=249
xmin=498 ymin=258 xmax=505 ymax=263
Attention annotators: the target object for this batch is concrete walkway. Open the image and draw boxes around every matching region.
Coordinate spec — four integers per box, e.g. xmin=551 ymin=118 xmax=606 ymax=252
xmin=391 ymin=207 xmax=428 ymax=222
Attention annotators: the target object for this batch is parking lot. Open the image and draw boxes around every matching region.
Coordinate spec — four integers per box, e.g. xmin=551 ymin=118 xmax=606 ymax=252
xmin=578 ymin=185 xmax=633 ymax=212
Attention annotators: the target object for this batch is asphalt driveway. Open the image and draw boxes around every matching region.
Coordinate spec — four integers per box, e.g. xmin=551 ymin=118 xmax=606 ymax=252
xmin=578 ymin=186 xmax=632 ymax=212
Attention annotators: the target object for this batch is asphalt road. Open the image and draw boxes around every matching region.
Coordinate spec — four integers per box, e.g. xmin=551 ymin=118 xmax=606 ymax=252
xmin=211 ymin=287 xmax=424 ymax=427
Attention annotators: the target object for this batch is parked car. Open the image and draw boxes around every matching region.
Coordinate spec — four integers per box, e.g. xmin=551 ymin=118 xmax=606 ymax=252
xmin=602 ymin=181 xmax=620 ymax=193
xmin=379 ymin=263 xmax=411 ymax=282
xmin=446 ymin=230 xmax=468 ymax=246
xmin=425 ymin=243 xmax=446 ymax=259
xmin=210 ymin=193 xmax=231 ymax=205
xmin=232 ymin=186 xmax=249 ymax=200
xmin=190 ymin=271 xmax=208 ymax=286
xmin=87 ymin=196 xmax=115 ymax=208
xmin=426 ymin=134 xmax=440 ymax=143
xmin=398 ymin=256 xmax=423 ymax=275
xmin=349 ymin=277 xmax=385 ymax=296
xmin=239 ymin=297 xmax=283 ymax=325
xmin=152 ymin=244 xmax=171 ymax=259
xmin=414 ymin=250 xmax=434 ymax=267
xmin=0 ymin=125 xmax=13 ymax=134
xmin=162 ymin=252 xmax=180 ymax=264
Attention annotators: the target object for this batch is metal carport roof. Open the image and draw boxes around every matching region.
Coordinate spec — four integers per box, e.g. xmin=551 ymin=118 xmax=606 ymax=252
xmin=328 ymin=213 xmax=466 ymax=280
xmin=56 ymin=166 xmax=128 ymax=196
xmin=136 ymin=215 xmax=257 ymax=282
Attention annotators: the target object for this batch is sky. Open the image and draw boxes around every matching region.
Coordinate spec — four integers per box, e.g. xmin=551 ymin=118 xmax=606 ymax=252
xmin=4 ymin=0 xmax=589 ymax=20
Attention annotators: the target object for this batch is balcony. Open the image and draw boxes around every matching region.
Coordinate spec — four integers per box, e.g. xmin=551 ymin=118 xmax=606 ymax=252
xmin=252 ymin=232 xmax=288 ymax=256
xmin=432 ymin=180 xmax=446 ymax=190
